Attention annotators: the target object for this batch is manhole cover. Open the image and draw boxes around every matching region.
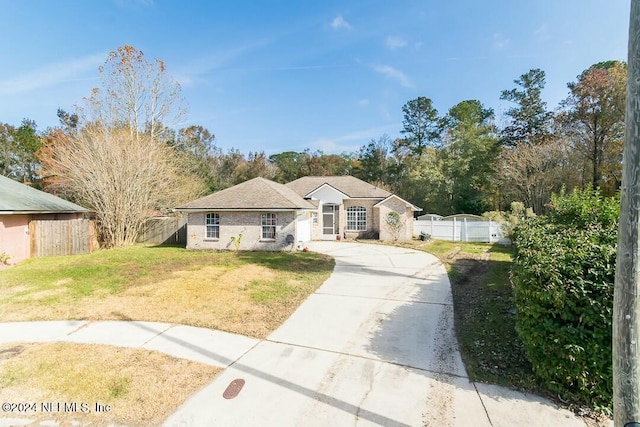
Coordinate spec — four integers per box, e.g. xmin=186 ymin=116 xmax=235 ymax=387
xmin=223 ymin=379 xmax=245 ymax=399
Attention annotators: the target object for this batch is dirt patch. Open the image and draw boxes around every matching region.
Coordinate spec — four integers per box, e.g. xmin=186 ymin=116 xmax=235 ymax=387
xmin=0 ymin=345 xmax=24 ymax=360
xmin=0 ymin=342 xmax=220 ymax=426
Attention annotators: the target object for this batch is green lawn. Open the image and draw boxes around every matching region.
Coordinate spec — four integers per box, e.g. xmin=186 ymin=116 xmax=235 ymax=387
xmin=0 ymin=246 xmax=334 ymax=338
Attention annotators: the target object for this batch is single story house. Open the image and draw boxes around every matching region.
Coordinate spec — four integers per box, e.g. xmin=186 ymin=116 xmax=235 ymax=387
xmin=177 ymin=176 xmax=420 ymax=251
xmin=286 ymin=176 xmax=421 ymax=241
xmin=417 ymin=213 xmax=443 ymax=221
xmin=0 ymin=175 xmax=89 ymax=263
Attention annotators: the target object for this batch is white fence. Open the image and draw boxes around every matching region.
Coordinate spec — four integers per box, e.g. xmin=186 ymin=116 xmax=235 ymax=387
xmin=413 ymin=219 xmax=508 ymax=243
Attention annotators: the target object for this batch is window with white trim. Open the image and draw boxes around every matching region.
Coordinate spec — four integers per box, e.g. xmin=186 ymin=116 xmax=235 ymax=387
xmin=346 ymin=206 xmax=367 ymax=231
xmin=261 ymin=213 xmax=277 ymax=240
xmin=206 ymin=213 xmax=220 ymax=239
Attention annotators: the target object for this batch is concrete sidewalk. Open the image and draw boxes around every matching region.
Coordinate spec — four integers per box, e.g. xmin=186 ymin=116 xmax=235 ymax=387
xmin=0 ymin=242 xmax=595 ymax=426
xmin=0 ymin=320 xmax=259 ymax=368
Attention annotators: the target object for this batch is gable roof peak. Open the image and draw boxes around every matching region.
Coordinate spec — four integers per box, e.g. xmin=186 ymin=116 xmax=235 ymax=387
xmin=286 ymin=175 xmax=391 ymax=199
xmin=177 ymin=176 xmax=315 ymax=211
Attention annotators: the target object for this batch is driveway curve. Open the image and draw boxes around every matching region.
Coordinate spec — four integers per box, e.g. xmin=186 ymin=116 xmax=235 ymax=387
xmin=167 ymin=241 xmax=586 ymax=427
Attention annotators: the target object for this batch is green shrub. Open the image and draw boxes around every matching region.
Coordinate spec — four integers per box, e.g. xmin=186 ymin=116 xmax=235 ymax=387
xmin=483 ymin=201 xmax=535 ymax=239
xmin=511 ymin=188 xmax=618 ymax=412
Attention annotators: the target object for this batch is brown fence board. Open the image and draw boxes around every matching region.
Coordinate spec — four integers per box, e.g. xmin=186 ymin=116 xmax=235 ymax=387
xmin=30 ymin=219 xmax=91 ymax=258
xmin=137 ymin=216 xmax=187 ymax=245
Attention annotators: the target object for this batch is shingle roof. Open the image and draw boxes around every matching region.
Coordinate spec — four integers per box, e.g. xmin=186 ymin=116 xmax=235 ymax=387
xmin=177 ymin=177 xmax=316 ymax=211
xmin=286 ymin=176 xmax=392 ymax=199
xmin=0 ymin=175 xmax=88 ymax=213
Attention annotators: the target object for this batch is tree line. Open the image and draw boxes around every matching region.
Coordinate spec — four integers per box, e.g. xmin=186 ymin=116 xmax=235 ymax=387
xmin=0 ymin=45 xmax=626 ymax=246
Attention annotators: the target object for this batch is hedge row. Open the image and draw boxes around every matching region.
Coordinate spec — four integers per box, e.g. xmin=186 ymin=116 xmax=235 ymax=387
xmin=511 ymin=188 xmax=618 ymax=411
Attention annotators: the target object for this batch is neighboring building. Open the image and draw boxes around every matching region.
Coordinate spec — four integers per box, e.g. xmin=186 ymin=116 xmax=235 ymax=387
xmin=0 ymin=175 xmax=89 ymax=263
xmin=440 ymin=214 xmax=485 ymax=222
xmin=417 ymin=213 xmax=443 ymax=221
xmin=177 ymin=176 xmax=421 ymax=251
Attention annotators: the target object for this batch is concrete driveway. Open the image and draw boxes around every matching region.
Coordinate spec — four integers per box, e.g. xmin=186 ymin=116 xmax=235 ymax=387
xmin=165 ymin=241 xmax=586 ymax=427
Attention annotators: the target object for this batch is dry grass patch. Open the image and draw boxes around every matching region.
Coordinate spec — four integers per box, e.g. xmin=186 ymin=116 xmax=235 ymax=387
xmin=0 ymin=342 xmax=219 ymax=426
xmin=0 ymin=246 xmax=335 ymax=338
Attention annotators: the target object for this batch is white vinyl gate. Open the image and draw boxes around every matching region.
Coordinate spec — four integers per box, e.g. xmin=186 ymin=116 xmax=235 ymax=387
xmin=413 ymin=218 xmax=508 ymax=243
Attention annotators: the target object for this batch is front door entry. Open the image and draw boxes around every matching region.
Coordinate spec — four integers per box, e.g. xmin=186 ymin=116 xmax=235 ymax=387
xmin=322 ymin=204 xmax=338 ymax=237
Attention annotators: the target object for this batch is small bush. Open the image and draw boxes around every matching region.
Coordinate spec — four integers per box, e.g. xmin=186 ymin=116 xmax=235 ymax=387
xmin=511 ymin=188 xmax=618 ymax=412
xmin=384 ymin=211 xmax=405 ymax=241
xmin=483 ymin=201 xmax=535 ymax=239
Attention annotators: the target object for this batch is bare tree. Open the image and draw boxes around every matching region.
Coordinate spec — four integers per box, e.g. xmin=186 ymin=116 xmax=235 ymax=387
xmin=495 ymin=139 xmax=574 ymax=214
xmin=40 ymin=46 xmax=201 ymax=247
xmin=40 ymin=125 xmax=200 ymax=247
xmin=81 ymin=45 xmax=186 ymax=143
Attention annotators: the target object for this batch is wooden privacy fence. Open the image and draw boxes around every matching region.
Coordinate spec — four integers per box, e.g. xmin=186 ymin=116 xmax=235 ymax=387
xmin=136 ymin=216 xmax=187 ymax=245
xmin=413 ymin=218 xmax=508 ymax=244
xmin=30 ymin=218 xmax=92 ymax=257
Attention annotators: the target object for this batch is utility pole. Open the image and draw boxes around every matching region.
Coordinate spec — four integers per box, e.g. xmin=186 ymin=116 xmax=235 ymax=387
xmin=614 ymin=1 xmax=640 ymax=426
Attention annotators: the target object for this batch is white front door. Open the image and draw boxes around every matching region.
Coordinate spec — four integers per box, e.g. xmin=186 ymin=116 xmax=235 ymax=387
xmin=297 ymin=213 xmax=311 ymax=243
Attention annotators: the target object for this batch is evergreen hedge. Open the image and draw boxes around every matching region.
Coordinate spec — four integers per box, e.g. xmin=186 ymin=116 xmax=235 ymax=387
xmin=511 ymin=188 xmax=618 ymax=411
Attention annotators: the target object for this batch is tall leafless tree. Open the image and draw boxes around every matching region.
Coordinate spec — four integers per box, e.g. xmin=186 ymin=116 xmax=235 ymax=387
xmin=40 ymin=46 xmax=201 ymax=247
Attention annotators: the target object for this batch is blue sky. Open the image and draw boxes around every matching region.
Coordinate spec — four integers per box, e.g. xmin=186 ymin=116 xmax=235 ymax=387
xmin=0 ymin=0 xmax=630 ymax=155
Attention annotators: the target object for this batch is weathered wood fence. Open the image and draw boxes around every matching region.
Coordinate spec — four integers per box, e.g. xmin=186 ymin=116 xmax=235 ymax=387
xmin=413 ymin=218 xmax=508 ymax=243
xmin=29 ymin=218 xmax=92 ymax=257
xmin=136 ymin=216 xmax=187 ymax=245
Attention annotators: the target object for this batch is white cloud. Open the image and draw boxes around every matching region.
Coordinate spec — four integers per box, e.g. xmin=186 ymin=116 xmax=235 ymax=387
xmin=175 ymin=37 xmax=274 ymax=86
xmin=331 ymin=14 xmax=352 ymax=30
xmin=308 ymin=124 xmax=399 ymax=153
xmin=0 ymin=52 xmax=104 ymax=95
xmin=372 ymin=65 xmax=413 ymax=88
xmin=493 ymin=33 xmax=510 ymax=49
xmin=312 ymin=138 xmax=341 ymax=152
xmin=534 ymin=24 xmax=549 ymax=41
xmin=386 ymin=36 xmax=408 ymax=50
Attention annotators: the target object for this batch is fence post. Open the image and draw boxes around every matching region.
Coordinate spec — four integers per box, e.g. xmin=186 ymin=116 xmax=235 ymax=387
xmin=463 ymin=218 xmax=468 ymax=242
xmin=452 ymin=218 xmax=456 ymax=241
xmin=489 ymin=220 xmax=493 ymax=243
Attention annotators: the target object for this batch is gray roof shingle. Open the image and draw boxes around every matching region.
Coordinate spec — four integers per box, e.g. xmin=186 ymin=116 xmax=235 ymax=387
xmin=177 ymin=177 xmax=316 ymax=210
xmin=286 ymin=176 xmax=392 ymax=199
xmin=0 ymin=175 xmax=88 ymax=213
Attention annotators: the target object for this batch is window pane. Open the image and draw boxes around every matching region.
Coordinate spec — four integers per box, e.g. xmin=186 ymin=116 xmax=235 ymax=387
xmin=346 ymin=207 xmax=366 ymax=231
xmin=261 ymin=213 xmax=276 ymax=239
xmin=206 ymin=213 xmax=220 ymax=239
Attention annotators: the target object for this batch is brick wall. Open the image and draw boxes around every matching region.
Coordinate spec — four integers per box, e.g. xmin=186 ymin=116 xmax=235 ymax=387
xmin=186 ymin=211 xmax=297 ymax=251
xmin=377 ymin=198 xmax=414 ymax=241
xmin=342 ymin=199 xmax=380 ymax=239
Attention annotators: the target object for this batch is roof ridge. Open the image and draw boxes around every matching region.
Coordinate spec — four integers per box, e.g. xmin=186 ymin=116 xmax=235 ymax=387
xmin=263 ymin=178 xmax=314 ymax=206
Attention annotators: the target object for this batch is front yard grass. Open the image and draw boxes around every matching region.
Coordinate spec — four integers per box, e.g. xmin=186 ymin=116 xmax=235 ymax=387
xmin=0 ymin=246 xmax=334 ymax=338
xmin=0 ymin=342 xmax=219 ymax=426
